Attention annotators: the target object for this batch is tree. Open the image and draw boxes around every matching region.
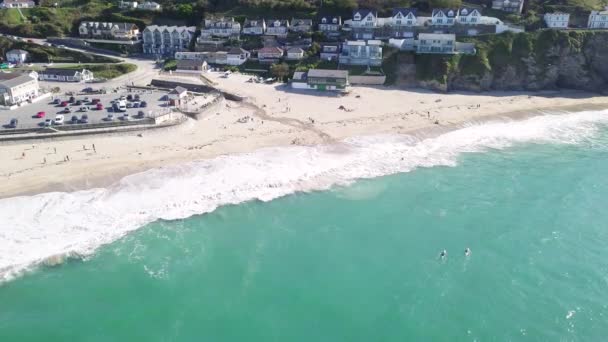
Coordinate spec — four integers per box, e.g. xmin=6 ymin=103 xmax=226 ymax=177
xmin=270 ymin=63 xmax=290 ymax=81
xmin=428 ymin=0 xmax=462 ymax=8
xmin=177 ymin=4 xmax=194 ymax=17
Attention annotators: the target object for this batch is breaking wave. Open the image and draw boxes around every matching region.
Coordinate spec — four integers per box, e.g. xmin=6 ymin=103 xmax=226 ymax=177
xmin=1 ymin=109 xmax=607 ymax=282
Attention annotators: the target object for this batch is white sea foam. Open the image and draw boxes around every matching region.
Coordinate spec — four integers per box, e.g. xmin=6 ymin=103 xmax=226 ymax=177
xmin=1 ymin=110 xmax=607 ymax=282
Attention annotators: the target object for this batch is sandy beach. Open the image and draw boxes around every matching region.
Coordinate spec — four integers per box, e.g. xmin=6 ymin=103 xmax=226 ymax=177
xmin=1 ymin=71 xmax=608 ymax=199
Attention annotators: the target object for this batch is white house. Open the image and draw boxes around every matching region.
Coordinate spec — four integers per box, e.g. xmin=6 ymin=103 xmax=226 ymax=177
xmin=290 ymin=18 xmax=313 ymax=33
xmin=119 ymin=1 xmax=138 ymax=9
xmin=351 ymin=9 xmax=378 ymax=28
xmin=78 ymin=22 xmax=140 ymax=40
xmin=201 ymin=18 xmax=241 ymax=39
xmin=320 ymin=43 xmax=340 ymax=61
xmin=265 ymin=19 xmax=290 ymax=37
xmin=0 ymin=72 xmax=39 ymax=106
xmin=339 ymin=40 xmax=382 ymax=66
xmin=139 ymin=1 xmax=161 ymax=10
xmin=142 ymin=25 xmax=196 ymax=56
xmin=226 ymin=47 xmax=250 ymax=66
xmin=318 ymin=16 xmax=342 ymax=35
xmin=391 ymin=8 xmax=417 ymax=27
xmin=431 ymin=9 xmax=458 ymax=26
xmin=39 ymin=68 xmax=94 ymax=82
xmin=588 ymin=8 xmax=608 ymax=29
xmin=286 ymin=47 xmax=305 ymax=60
xmin=458 ymin=8 xmax=482 ymax=24
xmin=415 ymin=33 xmax=475 ymax=55
xmin=544 ymin=12 xmax=570 ymax=29
xmin=243 ymin=19 xmax=266 ymax=35
xmin=0 ymin=0 xmax=35 ymax=8
xmin=492 ymin=0 xmax=524 ymax=14
xmin=5 ymin=49 xmax=29 ymax=64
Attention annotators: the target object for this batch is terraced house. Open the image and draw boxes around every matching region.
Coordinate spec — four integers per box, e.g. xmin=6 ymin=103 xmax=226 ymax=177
xmin=200 ymin=18 xmax=241 ymax=39
xmin=78 ymin=22 xmax=140 ymax=40
xmin=143 ymin=25 xmax=196 ymax=56
xmin=339 ymin=40 xmax=382 ymax=66
xmin=318 ymin=16 xmax=342 ymax=37
xmin=265 ymin=19 xmax=290 ymax=37
xmin=243 ymin=19 xmax=266 ymax=35
xmin=431 ymin=9 xmax=458 ymax=26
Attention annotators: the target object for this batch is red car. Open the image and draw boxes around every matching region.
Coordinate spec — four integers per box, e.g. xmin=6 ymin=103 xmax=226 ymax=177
xmin=91 ymin=98 xmax=101 ymax=104
xmin=35 ymin=111 xmax=45 ymax=118
xmin=60 ymin=101 xmax=69 ymax=107
xmin=96 ymin=103 xmax=104 ymax=110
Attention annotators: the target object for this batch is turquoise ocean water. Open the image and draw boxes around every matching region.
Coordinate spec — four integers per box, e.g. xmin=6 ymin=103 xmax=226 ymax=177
xmin=1 ymin=111 xmax=608 ymax=340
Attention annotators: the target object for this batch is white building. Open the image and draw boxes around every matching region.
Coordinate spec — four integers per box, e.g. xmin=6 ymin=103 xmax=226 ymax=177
xmin=201 ymin=18 xmax=241 ymax=39
xmin=0 ymin=72 xmax=39 ymax=106
xmin=391 ymin=8 xmax=417 ymax=27
xmin=588 ymin=8 xmax=608 ymax=29
xmin=544 ymin=12 xmax=570 ymax=29
xmin=265 ymin=19 xmax=290 ymax=37
xmin=119 ymin=1 xmax=138 ymax=9
xmin=431 ymin=9 xmax=458 ymax=26
xmin=0 ymin=0 xmax=35 ymax=8
xmin=492 ymin=0 xmax=524 ymax=14
xmin=351 ymin=9 xmax=378 ymax=28
xmin=458 ymin=8 xmax=482 ymax=24
xmin=318 ymin=16 xmax=342 ymax=35
xmin=139 ymin=1 xmax=160 ymax=10
xmin=226 ymin=47 xmax=250 ymax=66
xmin=339 ymin=40 xmax=382 ymax=66
xmin=243 ymin=19 xmax=266 ymax=35
xmin=39 ymin=68 xmax=94 ymax=82
xmin=5 ymin=49 xmax=29 ymax=64
xmin=142 ymin=25 xmax=196 ymax=56
xmin=290 ymin=19 xmax=313 ymax=33
xmin=286 ymin=47 xmax=305 ymax=60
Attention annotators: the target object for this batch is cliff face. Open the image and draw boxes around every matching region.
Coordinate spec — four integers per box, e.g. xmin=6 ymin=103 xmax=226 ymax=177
xmin=408 ymin=31 xmax=608 ymax=93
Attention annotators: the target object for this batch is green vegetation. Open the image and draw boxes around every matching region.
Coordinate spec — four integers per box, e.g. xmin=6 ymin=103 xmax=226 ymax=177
xmin=0 ymin=37 xmax=119 ymax=63
xmin=163 ymin=59 xmax=177 ymax=71
xmin=56 ymin=63 xmax=137 ymax=79
xmin=270 ymin=62 xmax=290 ymax=81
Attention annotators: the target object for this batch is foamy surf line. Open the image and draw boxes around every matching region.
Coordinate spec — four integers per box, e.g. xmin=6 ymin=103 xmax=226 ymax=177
xmin=1 ymin=110 xmax=607 ymax=282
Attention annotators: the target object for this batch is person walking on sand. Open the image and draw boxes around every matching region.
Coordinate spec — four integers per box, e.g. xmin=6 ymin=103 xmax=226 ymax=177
xmin=54 ymin=147 xmax=57 ymax=154
xmin=43 ymin=157 xmax=46 ymax=164
xmin=21 ymin=152 xmax=25 ymax=158
xmin=93 ymin=144 xmax=96 ymax=153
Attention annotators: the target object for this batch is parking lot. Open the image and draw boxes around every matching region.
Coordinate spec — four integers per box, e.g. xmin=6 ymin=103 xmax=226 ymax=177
xmin=0 ymin=89 xmax=172 ymax=130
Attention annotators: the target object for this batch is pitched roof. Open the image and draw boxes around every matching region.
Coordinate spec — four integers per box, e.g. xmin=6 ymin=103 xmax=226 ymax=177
xmin=144 ymin=25 xmax=196 ymax=33
xmin=227 ymin=47 xmax=249 ymax=55
xmin=458 ymin=8 xmax=480 ymax=16
xmin=41 ymin=68 xmax=81 ymax=76
xmin=352 ymin=9 xmax=376 ymax=20
xmin=169 ymin=86 xmax=187 ymax=94
xmin=392 ymin=8 xmax=417 ymax=17
xmin=267 ymin=19 xmax=289 ymax=27
xmin=243 ymin=19 xmax=265 ymax=28
xmin=307 ymin=69 xmax=348 ymax=79
xmin=6 ymin=49 xmax=28 ymax=55
xmin=291 ymin=18 xmax=313 ymax=26
xmin=0 ymin=74 xmax=35 ymax=88
xmin=432 ymin=8 xmax=458 ymax=18
xmin=287 ymin=47 xmax=304 ymax=53
xmin=258 ymin=47 xmax=283 ymax=54
xmin=318 ymin=15 xmax=341 ymax=24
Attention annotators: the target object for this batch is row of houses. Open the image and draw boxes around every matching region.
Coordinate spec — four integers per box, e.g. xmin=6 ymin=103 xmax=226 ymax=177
xmin=543 ymin=8 xmax=608 ymax=29
xmin=0 ymin=0 xmax=35 ymax=8
xmin=118 ymin=1 xmax=161 ymax=11
xmin=78 ymin=22 xmax=141 ymax=40
xmin=200 ymin=18 xmax=319 ymax=39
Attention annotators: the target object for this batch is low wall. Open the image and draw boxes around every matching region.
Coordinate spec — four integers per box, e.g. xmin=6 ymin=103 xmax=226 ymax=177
xmin=349 ymin=75 xmax=387 ymax=85
xmin=150 ymin=79 xmax=246 ymax=102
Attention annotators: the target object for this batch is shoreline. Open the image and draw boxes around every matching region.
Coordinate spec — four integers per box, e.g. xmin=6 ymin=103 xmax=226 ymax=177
xmin=1 ymin=74 xmax=608 ymax=199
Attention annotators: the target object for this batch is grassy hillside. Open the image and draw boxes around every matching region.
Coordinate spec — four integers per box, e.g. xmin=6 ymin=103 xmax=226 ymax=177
xmin=56 ymin=63 xmax=137 ymax=79
xmin=0 ymin=37 xmax=119 ymax=63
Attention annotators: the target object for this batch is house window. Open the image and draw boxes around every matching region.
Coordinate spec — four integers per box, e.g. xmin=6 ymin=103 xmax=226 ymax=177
xmin=396 ymin=20 xmax=401 ymax=25
xmin=471 ymin=18 xmax=477 ymax=23
xmin=437 ymin=19 xmax=443 ymax=24
xmin=367 ymin=16 xmax=373 ymax=21
xmin=354 ymin=14 xmax=361 ymax=20
xmin=447 ymin=19 xmax=453 ymax=24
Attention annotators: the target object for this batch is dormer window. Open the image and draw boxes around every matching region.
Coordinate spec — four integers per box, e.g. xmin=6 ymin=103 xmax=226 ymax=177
xmin=332 ymin=18 xmax=337 ymax=23
xmin=461 ymin=9 xmax=468 ymax=15
xmin=274 ymin=20 xmax=280 ymax=27
xmin=396 ymin=13 xmax=402 ymax=18
xmin=354 ymin=13 xmax=361 ymax=20
xmin=322 ymin=18 xmax=327 ymax=23
xmin=447 ymin=10 xmax=454 ymax=16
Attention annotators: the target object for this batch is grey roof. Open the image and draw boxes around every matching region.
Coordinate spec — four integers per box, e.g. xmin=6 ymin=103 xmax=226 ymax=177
xmin=432 ymin=8 xmax=458 ymax=18
xmin=170 ymin=86 xmax=187 ymax=94
xmin=41 ymin=68 xmax=80 ymax=76
xmin=243 ymin=19 xmax=265 ymax=28
xmin=307 ymin=69 xmax=348 ymax=79
xmin=227 ymin=47 xmax=249 ymax=55
xmin=352 ymin=9 xmax=376 ymax=21
xmin=176 ymin=59 xmax=205 ymax=68
xmin=291 ymin=18 xmax=313 ymax=26
xmin=288 ymin=47 xmax=304 ymax=53
xmin=392 ymin=8 xmax=417 ymax=17
xmin=267 ymin=19 xmax=289 ymax=27
xmin=0 ymin=74 xmax=35 ymax=88
xmin=6 ymin=49 xmax=29 ymax=55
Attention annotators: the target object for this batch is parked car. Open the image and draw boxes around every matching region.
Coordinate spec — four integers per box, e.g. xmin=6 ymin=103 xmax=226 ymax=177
xmin=70 ymin=115 xmax=79 ymax=124
xmin=126 ymin=102 xmax=133 ymax=108
xmin=132 ymin=101 xmax=140 ymax=108
xmin=140 ymin=101 xmax=147 ymax=108
xmin=79 ymin=114 xmax=89 ymax=124
xmin=84 ymin=97 xmax=90 ymax=103
xmin=75 ymin=100 xmax=82 ymax=106
xmin=35 ymin=111 xmax=45 ymax=118
xmin=127 ymin=94 xmax=133 ymax=101
xmin=63 ymin=107 xmax=71 ymax=113
xmin=69 ymin=96 xmax=75 ymax=103
xmin=44 ymin=119 xmax=52 ymax=127
xmin=60 ymin=101 xmax=69 ymax=107
xmin=83 ymin=87 xmax=94 ymax=93
xmin=53 ymin=98 xmax=61 ymax=105
xmin=135 ymin=110 xmax=145 ymax=119
xmin=79 ymin=106 xmax=88 ymax=112
xmin=121 ymin=113 xmax=130 ymax=121
xmin=134 ymin=94 xmax=140 ymax=101
xmin=96 ymin=103 xmax=104 ymax=110
xmin=117 ymin=101 xmax=127 ymax=112
xmin=7 ymin=118 xmax=18 ymax=128
xmin=105 ymin=113 xmax=115 ymax=121
xmin=54 ymin=114 xmax=65 ymax=125
xmin=92 ymin=98 xmax=101 ymax=104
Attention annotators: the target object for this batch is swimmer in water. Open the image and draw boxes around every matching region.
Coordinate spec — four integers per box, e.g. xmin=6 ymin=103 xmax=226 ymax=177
xmin=439 ymin=250 xmax=447 ymax=259
xmin=465 ymin=248 xmax=471 ymax=257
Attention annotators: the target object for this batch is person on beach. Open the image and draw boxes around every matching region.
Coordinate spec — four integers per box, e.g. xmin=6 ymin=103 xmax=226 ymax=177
xmin=439 ymin=250 xmax=447 ymax=259
xmin=465 ymin=248 xmax=471 ymax=257
xmin=93 ymin=144 xmax=96 ymax=153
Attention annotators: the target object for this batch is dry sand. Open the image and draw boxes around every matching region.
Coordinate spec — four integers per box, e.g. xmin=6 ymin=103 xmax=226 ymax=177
xmin=1 ymin=71 xmax=608 ymax=199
